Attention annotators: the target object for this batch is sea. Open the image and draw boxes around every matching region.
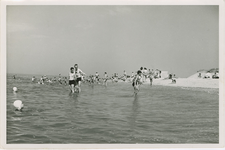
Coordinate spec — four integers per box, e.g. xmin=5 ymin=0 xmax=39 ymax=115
xmin=6 ymin=74 xmax=219 ymax=144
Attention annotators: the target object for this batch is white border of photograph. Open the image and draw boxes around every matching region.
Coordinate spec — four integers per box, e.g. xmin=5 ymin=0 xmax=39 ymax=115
xmin=1 ymin=0 xmax=224 ymax=149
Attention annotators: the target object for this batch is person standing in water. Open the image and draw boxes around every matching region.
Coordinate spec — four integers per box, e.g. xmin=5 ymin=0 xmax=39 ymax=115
xmin=58 ymin=74 xmax=62 ymax=84
xmin=123 ymin=70 xmax=127 ymax=81
xmin=140 ymin=67 xmax=144 ymax=81
xmin=39 ymin=76 xmax=44 ymax=84
xmin=68 ymin=67 xmax=76 ymax=93
xmin=131 ymin=72 xmax=134 ymax=78
xmin=95 ymin=72 xmax=100 ymax=84
xmin=103 ymin=72 xmax=108 ymax=86
xmin=74 ymin=64 xmax=85 ymax=93
xmin=148 ymin=69 xmax=154 ymax=86
xmin=132 ymin=70 xmax=143 ymax=95
xmin=143 ymin=67 xmax=148 ymax=82
xmin=31 ymin=76 xmax=36 ymax=82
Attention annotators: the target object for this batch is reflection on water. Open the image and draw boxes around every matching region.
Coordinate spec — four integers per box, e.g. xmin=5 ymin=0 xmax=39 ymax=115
xmin=6 ymin=74 xmax=219 ymax=143
xmin=128 ymin=95 xmax=140 ymax=131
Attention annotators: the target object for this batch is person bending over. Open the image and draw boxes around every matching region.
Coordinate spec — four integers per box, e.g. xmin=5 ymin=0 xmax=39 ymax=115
xmin=132 ymin=70 xmax=142 ymax=95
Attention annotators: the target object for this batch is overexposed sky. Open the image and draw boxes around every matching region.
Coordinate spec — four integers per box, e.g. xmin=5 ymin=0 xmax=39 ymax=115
xmin=7 ymin=5 xmax=218 ymax=77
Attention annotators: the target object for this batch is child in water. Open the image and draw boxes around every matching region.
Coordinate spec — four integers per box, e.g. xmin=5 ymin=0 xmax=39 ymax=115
xmin=68 ymin=67 xmax=76 ymax=93
xmin=103 ymin=72 xmax=108 ymax=86
xmin=132 ymin=70 xmax=143 ymax=95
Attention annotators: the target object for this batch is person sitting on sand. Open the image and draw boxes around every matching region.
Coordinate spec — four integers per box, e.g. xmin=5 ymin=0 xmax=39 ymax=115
xmin=215 ymin=71 xmax=219 ymax=78
xmin=172 ymin=78 xmax=176 ymax=84
xmin=204 ymin=72 xmax=211 ymax=79
xmin=132 ymin=70 xmax=143 ymax=95
xmin=172 ymin=74 xmax=176 ymax=84
xmin=212 ymin=71 xmax=219 ymax=79
xmin=172 ymin=79 xmax=176 ymax=83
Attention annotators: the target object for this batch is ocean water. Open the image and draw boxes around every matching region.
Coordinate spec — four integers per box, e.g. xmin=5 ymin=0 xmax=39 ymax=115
xmin=6 ymin=74 xmax=219 ymax=144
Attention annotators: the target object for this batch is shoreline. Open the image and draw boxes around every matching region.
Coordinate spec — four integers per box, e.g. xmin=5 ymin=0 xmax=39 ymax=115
xmin=7 ymin=73 xmax=219 ymax=89
xmin=142 ymin=78 xmax=219 ymax=89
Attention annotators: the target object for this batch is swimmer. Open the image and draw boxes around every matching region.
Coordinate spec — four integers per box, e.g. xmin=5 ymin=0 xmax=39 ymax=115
xmin=58 ymin=74 xmax=62 ymax=84
xmin=113 ymin=73 xmax=118 ymax=83
xmin=48 ymin=78 xmax=53 ymax=84
xmin=74 ymin=64 xmax=85 ymax=93
xmin=40 ymin=76 xmax=44 ymax=84
xmin=43 ymin=75 xmax=47 ymax=81
xmin=132 ymin=70 xmax=143 ymax=95
xmin=110 ymin=74 xmax=114 ymax=83
xmin=95 ymin=72 xmax=100 ymax=84
xmin=123 ymin=70 xmax=127 ymax=81
xmin=31 ymin=76 xmax=36 ymax=82
xmin=53 ymin=77 xmax=57 ymax=82
xmin=68 ymin=67 xmax=76 ymax=93
xmin=90 ymin=75 xmax=95 ymax=84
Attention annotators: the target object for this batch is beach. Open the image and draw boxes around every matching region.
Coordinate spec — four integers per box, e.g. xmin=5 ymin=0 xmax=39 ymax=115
xmin=3 ymin=3 xmax=221 ymax=147
xmin=143 ymin=78 xmax=219 ymax=89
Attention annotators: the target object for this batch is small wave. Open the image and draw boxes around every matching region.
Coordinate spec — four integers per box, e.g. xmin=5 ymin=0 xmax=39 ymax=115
xmin=11 ymin=117 xmax=22 ymax=121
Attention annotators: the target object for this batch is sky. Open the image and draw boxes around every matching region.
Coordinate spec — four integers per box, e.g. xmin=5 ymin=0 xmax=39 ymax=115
xmin=6 ymin=5 xmax=219 ymax=77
